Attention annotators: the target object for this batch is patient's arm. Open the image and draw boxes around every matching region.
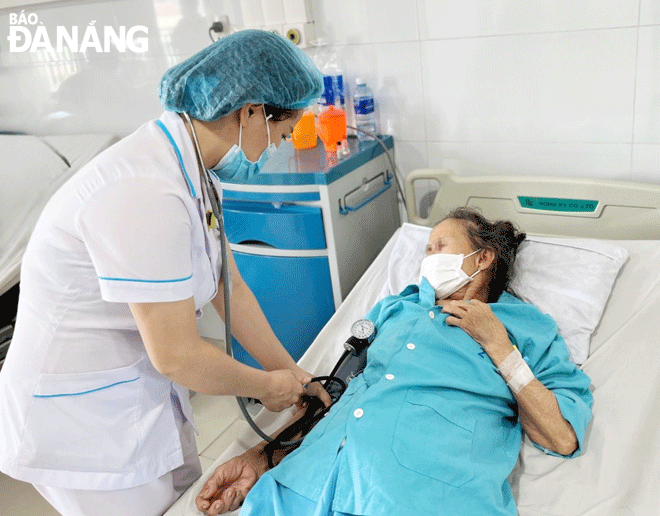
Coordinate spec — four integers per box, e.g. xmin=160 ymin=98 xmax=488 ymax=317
xmin=196 ymin=407 xmax=308 ymax=515
xmin=196 ymin=445 xmax=267 ymax=515
xmin=513 ymin=378 xmax=578 ymax=455
xmin=443 ymin=299 xmax=578 ymax=456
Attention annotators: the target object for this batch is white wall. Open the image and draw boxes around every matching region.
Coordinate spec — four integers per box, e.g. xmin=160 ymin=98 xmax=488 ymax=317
xmin=1 ymin=0 xmax=658 ymax=195
xmin=0 ymin=0 xmax=243 ymax=134
xmin=314 ymin=0 xmax=660 ymax=194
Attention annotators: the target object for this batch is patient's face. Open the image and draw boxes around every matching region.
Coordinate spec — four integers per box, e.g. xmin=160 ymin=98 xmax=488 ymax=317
xmin=425 ymin=218 xmax=482 ymax=301
xmin=426 ymin=218 xmax=476 ymax=260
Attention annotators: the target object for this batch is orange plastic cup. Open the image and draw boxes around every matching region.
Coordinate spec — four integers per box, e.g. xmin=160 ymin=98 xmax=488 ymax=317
xmin=292 ymin=111 xmax=317 ymax=150
xmin=316 ymin=106 xmax=347 ymax=152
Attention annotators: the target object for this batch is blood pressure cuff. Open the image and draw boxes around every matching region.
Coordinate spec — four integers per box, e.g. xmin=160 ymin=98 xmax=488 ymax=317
xmin=263 ymin=346 xmax=369 ymax=468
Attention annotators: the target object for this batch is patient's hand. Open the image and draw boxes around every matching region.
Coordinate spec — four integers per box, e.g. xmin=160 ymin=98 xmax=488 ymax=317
xmin=196 ymin=405 xmax=310 ymax=514
xmin=300 ymin=378 xmax=332 ymax=408
xmin=195 ymin=448 xmax=268 ymax=515
xmin=292 ymin=366 xmax=332 ymax=408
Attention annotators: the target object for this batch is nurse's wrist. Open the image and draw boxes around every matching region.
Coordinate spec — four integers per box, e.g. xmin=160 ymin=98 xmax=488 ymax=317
xmin=252 ymin=369 xmax=274 ymax=399
xmin=257 ymin=348 xmax=298 ymax=374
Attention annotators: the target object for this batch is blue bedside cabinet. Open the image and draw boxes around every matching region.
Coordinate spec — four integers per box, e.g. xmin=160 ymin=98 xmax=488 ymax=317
xmin=197 ymin=136 xmax=400 ymax=368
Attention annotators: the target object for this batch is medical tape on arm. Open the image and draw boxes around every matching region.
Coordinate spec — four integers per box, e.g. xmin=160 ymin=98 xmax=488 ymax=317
xmin=498 ymin=348 xmax=535 ymax=394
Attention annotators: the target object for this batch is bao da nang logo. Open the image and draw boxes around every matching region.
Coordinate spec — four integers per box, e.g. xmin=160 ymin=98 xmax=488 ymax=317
xmin=7 ymin=10 xmax=148 ymax=53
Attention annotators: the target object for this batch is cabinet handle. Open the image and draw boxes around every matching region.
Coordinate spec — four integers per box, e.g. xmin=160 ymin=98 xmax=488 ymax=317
xmin=338 ymin=171 xmax=392 ymax=215
xmin=237 ymin=239 xmax=276 ymax=248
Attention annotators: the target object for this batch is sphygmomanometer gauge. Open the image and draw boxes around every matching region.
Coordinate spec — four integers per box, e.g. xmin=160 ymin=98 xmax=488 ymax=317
xmin=351 ymin=318 xmax=375 ymax=340
xmin=345 ymin=318 xmax=376 ymax=355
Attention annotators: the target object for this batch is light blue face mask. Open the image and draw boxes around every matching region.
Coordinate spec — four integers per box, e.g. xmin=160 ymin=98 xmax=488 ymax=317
xmin=210 ymin=105 xmax=276 ymax=182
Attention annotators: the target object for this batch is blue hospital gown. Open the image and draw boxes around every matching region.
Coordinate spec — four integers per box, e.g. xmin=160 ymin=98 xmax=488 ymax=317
xmin=251 ymin=281 xmax=593 ymax=516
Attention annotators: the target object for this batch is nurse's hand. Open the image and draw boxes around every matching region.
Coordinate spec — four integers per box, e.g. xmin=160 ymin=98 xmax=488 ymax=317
xmin=291 ymin=366 xmax=333 ymax=408
xmin=195 ymin=450 xmax=267 ymax=515
xmin=260 ymin=370 xmax=308 ymax=412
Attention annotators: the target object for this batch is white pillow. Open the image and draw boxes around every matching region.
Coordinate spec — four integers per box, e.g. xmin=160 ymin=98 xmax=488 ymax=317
xmin=379 ymin=223 xmax=432 ymax=300
xmin=509 ymin=236 xmax=628 ymax=364
xmin=382 ymin=223 xmax=628 ymax=365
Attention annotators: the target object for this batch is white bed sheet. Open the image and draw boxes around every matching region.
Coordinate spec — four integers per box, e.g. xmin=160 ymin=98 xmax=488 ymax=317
xmin=166 ymin=231 xmax=660 ymax=516
xmin=514 ymin=237 xmax=660 ymax=516
xmin=0 ymin=133 xmax=118 ymax=295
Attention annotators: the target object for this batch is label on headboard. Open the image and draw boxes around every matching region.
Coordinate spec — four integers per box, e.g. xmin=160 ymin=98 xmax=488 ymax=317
xmin=518 ymin=196 xmax=598 ymax=213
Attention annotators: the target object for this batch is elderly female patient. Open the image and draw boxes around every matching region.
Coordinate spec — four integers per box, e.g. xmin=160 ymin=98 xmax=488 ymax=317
xmin=196 ymin=208 xmax=593 ymax=516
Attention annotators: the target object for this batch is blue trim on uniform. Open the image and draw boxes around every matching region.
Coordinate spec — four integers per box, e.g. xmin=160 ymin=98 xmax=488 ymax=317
xmin=155 ymin=119 xmax=197 ymax=197
xmin=34 ymin=377 xmax=140 ymax=398
xmin=99 ymin=274 xmax=193 ymax=283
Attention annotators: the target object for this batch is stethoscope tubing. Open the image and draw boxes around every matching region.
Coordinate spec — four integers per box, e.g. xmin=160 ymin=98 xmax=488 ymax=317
xmin=183 ymin=113 xmax=276 ymax=443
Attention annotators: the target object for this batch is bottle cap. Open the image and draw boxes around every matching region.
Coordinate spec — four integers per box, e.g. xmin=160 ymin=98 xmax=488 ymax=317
xmin=355 ymin=77 xmax=366 ymax=86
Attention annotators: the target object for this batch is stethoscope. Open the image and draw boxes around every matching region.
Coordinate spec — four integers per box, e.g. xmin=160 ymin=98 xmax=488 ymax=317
xmin=182 ymin=112 xmax=281 ymax=442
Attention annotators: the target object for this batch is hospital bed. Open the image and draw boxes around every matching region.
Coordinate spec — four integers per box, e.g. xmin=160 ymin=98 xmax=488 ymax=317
xmin=167 ymin=169 xmax=660 ymax=516
xmin=0 ymin=133 xmax=118 ymax=368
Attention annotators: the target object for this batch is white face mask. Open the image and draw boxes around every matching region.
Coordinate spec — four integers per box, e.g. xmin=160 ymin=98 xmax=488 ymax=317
xmin=419 ymin=249 xmax=481 ymax=300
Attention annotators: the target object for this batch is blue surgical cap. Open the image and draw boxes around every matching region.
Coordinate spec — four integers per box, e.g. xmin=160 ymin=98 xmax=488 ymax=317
xmin=159 ymin=30 xmax=323 ymax=121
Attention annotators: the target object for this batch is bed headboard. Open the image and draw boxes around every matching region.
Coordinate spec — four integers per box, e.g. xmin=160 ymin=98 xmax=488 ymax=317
xmin=405 ymin=169 xmax=660 ymax=240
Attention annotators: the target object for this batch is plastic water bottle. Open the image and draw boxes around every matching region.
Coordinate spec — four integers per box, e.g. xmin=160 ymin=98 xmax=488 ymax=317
xmin=353 ymin=78 xmax=376 ymax=141
xmin=315 ymin=43 xmax=345 ymax=111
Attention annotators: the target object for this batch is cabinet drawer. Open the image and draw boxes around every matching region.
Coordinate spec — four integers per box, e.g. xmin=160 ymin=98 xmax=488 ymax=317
xmin=231 ymin=252 xmax=335 ymax=368
xmin=223 ymin=200 xmax=326 ymax=250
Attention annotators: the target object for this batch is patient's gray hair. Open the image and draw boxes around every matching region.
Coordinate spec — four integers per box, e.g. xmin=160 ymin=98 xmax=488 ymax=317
xmin=442 ymin=207 xmax=526 ymax=302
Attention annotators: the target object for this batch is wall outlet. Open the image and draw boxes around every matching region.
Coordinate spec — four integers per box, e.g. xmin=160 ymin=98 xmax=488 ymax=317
xmin=209 ymin=15 xmax=230 ymax=39
xmin=283 ymin=22 xmax=315 ymax=48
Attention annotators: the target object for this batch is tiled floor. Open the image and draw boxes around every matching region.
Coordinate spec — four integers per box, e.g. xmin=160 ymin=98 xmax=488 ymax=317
xmin=0 ymin=393 xmax=244 ymax=515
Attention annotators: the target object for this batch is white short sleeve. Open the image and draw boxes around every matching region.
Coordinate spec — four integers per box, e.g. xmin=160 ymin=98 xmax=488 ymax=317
xmin=77 ymin=176 xmax=195 ymax=303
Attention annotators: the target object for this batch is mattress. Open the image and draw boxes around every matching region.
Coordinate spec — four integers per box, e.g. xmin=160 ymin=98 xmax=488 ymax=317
xmin=0 ymin=133 xmax=118 ymax=295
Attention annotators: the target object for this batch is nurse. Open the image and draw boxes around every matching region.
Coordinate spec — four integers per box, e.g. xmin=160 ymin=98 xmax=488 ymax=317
xmin=0 ymin=30 xmax=328 ymax=516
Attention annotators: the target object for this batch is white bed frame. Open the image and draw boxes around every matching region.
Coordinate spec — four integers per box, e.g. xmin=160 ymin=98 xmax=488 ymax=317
xmin=405 ymin=169 xmax=660 ymax=239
